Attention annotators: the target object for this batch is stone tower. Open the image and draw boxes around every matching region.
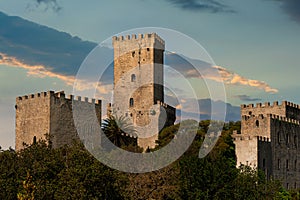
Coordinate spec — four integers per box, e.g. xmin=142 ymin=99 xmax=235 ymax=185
xmin=233 ymin=101 xmax=300 ymax=189
xmin=109 ymin=33 xmax=176 ymax=150
xmin=15 ymin=91 xmax=101 ymax=151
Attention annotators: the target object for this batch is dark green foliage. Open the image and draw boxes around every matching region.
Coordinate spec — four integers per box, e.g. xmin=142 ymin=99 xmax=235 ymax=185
xmin=153 ymin=123 xmax=179 ymax=150
xmin=0 ymin=120 xmax=293 ymax=199
xmin=0 ymin=141 xmax=122 ymax=200
xmin=0 ymin=149 xmax=18 ymax=200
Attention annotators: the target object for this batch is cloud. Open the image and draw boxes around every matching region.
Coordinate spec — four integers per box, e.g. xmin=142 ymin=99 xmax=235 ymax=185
xmin=166 ymin=0 xmax=233 ymax=12
xmin=234 ymin=95 xmax=262 ymax=102
xmin=0 ymin=11 xmax=97 ymax=76
xmin=270 ymin=0 xmax=300 ymax=23
xmin=28 ymin=0 xmax=62 ymax=12
xmin=165 ymin=53 xmax=278 ymax=93
xmin=0 ymin=11 xmax=277 ymax=96
xmin=0 ymin=53 xmax=111 ymax=96
xmin=215 ymin=66 xmax=278 ymax=93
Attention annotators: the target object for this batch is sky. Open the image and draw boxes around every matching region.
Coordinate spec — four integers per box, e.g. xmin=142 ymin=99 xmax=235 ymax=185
xmin=0 ymin=0 xmax=300 ymax=149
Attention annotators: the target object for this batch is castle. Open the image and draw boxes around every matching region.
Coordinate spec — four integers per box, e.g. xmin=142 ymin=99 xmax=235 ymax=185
xmin=108 ymin=33 xmax=176 ymax=150
xmin=233 ymin=101 xmax=300 ymax=189
xmin=14 ymin=33 xmax=300 ymax=188
xmin=16 ymin=33 xmax=176 ymax=151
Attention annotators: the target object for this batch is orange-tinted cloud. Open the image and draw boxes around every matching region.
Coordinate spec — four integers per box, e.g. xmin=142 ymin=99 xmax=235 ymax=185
xmin=165 ymin=53 xmax=278 ymax=93
xmin=0 ymin=53 xmax=110 ymax=95
xmin=215 ymin=66 xmax=278 ymax=93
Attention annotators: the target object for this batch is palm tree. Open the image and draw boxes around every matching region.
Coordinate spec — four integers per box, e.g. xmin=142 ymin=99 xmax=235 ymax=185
xmin=102 ymin=115 xmax=137 ymax=147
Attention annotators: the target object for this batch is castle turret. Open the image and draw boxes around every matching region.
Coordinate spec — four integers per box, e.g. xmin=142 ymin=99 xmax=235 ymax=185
xmin=110 ymin=33 xmax=175 ymax=150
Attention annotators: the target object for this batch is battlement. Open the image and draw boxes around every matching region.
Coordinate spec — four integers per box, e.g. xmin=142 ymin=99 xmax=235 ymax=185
xmin=241 ymin=101 xmax=300 ymax=109
xmin=156 ymin=100 xmax=173 ymax=109
xmin=120 ymin=132 xmax=137 ymax=139
xmin=112 ymin=33 xmax=165 ymax=45
xmin=233 ymin=134 xmax=270 ymax=142
xmin=257 ymin=136 xmax=271 ymax=142
xmin=268 ymin=114 xmax=300 ymax=125
xmin=16 ymin=91 xmax=54 ymax=101
xmin=16 ymin=91 xmax=101 ymax=105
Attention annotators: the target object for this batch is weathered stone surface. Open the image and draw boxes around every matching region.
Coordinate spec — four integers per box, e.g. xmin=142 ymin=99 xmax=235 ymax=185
xmin=15 ymin=91 xmax=101 ymax=151
xmin=110 ymin=33 xmax=176 ymax=150
xmin=233 ymin=101 xmax=300 ymax=189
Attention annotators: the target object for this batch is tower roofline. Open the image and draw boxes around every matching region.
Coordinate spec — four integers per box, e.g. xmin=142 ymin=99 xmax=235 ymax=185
xmin=241 ymin=101 xmax=300 ymax=109
xmin=16 ymin=91 xmax=101 ymax=105
xmin=112 ymin=33 xmax=165 ymax=45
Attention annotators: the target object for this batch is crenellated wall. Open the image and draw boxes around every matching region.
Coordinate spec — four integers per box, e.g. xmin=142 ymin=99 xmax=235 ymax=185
xmin=112 ymin=33 xmax=165 ymax=52
xmin=15 ymin=91 xmax=102 ymax=150
xmin=234 ymin=100 xmax=300 ymax=189
xmin=241 ymin=101 xmax=300 ymax=121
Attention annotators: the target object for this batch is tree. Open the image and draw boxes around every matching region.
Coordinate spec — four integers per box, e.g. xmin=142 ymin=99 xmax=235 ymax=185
xmin=0 ymin=149 xmax=19 ymax=200
xmin=102 ymin=115 xmax=137 ymax=148
xmin=17 ymin=171 xmax=36 ymax=200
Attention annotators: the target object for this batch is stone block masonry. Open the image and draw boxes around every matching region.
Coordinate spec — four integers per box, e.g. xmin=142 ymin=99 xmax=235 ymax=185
xmin=15 ymin=91 xmax=101 ymax=151
xmin=110 ymin=33 xmax=176 ymax=150
xmin=233 ymin=100 xmax=300 ymax=189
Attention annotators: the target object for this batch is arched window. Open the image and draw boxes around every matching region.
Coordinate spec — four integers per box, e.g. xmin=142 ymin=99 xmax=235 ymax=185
xmin=131 ymin=74 xmax=136 ymax=82
xmin=129 ymin=98 xmax=134 ymax=107
xmin=255 ymin=120 xmax=259 ymax=127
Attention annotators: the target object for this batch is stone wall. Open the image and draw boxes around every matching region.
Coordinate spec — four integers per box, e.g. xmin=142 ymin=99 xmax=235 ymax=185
xmin=270 ymin=117 xmax=300 ymax=189
xmin=15 ymin=91 xmax=102 ymax=151
xmin=241 ymin=101 xmax=300 ymax=121
xmin=111 ymin=33 xmax=176 ymax=151
xmin=233 ymin=134 xmax=259 ymax=167
xmin=234 ymin=100 xmax=300 ymax=189
xmin=257 ymin=138 xmax=272 ymax=179
xmin=15 ymin=91 xmax=51 ymax=150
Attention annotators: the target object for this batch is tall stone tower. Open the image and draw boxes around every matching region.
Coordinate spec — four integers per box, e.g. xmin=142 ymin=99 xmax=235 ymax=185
xmin=110 ymin=33 xmax=176 ymax=150
xmin=15 ymin=91 xmax=102 ymax=151
xmin=233 ymin=101 xmax=300 ymax=189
